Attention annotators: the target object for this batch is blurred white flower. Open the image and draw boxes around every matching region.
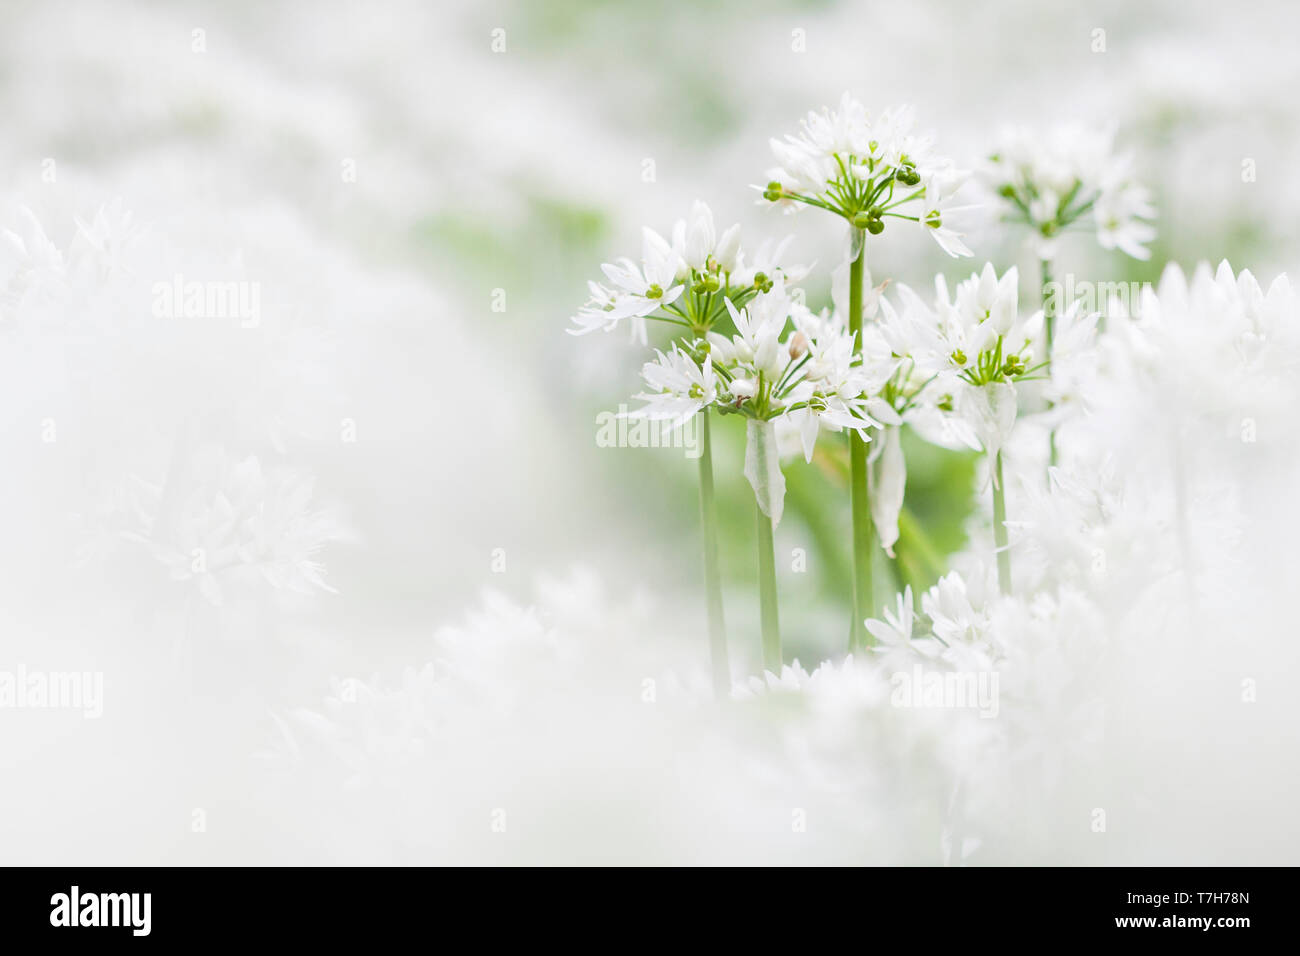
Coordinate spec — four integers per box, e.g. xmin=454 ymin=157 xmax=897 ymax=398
xmin=122 ymin=449 xmax=344 ymax=606
xmin=627 ymin=345 xmax=717 ymax=429
xmin=986 ymin=124 xmax=1157 ymax=260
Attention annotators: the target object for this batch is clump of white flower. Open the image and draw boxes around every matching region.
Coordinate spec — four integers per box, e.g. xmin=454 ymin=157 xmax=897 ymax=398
xmin=760 ymin=94 xmax=974 ymax=258
xmin=986 ymin=124 xmax=1157 ymax=260
xmin=570 ymin=200 xmax=806 ymax=345
xmin=627 ymin=278 xmax=886 ymax=528
xmin=879 ymin=263 xmax=1039 ymax=463
xmin=113 ymin=449 xmax=345 ymax=606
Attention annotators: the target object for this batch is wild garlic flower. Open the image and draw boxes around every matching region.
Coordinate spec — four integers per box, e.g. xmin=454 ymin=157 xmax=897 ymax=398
xmin=121 ymin=451 xmax=343 ymax=606
xmin=867 ymin=572 xmax=998 ymax=672
xmin=1084 ymin=261 xmax=1299 ymax=474
xmin=711 ymin=287 xmax=881 ymax=443
xmin=882 ymin=263 xmax=1039 ymax=462
xmin=627 ymin=345 xmax=719 ymax=430
xmin=986 ymin=124 xmax=1157 ymax=260
xmin=626 ymin=281 xmax=886 ymax=525
xmin=570 ymin=200 xmax=805 ymax=344
xmin=759 ymin=94 xmax=973 ymax=258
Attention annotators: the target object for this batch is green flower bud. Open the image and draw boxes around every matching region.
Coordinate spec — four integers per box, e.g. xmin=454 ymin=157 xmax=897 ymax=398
xmin=866 ymin=218 xmax=885 ymax=235
xmin=851 ymin=211 xmax=873 ymax=229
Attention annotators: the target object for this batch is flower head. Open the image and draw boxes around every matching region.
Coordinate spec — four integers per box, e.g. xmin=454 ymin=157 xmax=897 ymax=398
xmin=759 ymin=94 xmax=973 ymax=258
xmin=986 ymin=124 xmax=1156 ymax=260
xmin=570 ymin=201 xmax=805 ymax=343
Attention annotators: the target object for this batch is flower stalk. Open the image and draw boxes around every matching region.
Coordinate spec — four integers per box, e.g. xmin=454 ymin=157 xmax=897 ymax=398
xmin=992 ymin=450 xmax=1011 ymax=594
xmin=755 ymin=499 xmax=782 ymax=672
xmin=1041 ymin=256 xmax=1058 ymax=470
xmin=696 ymin=408 xmax=731 ymax=695
xmin=848 ymin=235 xmax=875 ymax=651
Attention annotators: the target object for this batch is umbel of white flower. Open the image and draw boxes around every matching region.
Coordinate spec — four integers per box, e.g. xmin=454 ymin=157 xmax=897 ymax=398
xmin=878 ymin=263 xmax=1040 ymax=462
xmin=629 ymin=278 xmax=886 ymax=526
xmin=570 ymin=200 xmax=814 ymax=687
xmin=986 ymin=124 xmax=1156 ymax=261
xmin=759 ymin=93 xmax=974 ymax=259
xmin=569 ymin=200 xmax=806 ymax=344
xmin=877 ymin=262 xmax=1047 ymax=593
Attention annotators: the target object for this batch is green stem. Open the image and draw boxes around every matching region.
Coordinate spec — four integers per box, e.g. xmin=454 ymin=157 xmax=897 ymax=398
xmin=755 ymin=500 xmax=782 ymax=673
xmin=847 ymin=233 xmax=875 ymax=651
xmin=1041 ymin=257 xmax=1055 ymax=358
xmin=992 ymin=451 xmax=1011 ymax=595
xmin=1041 ymin=257 xmax=1058 ymax=471
xmin=697 ymin=410 xmax=731 ymax=695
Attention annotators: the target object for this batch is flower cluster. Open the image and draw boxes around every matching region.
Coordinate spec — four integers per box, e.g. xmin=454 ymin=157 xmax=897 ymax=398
xmin=568 ymin=95 xmax=1166 ymax=679
xmin=877 ymin=263 xmax=1039 ymax=462
xmin=986 ymin=124 xmax=1156 ymax=260
xmin=629 ymin=279 xmax=886 ymax=525
xmin=569 ymin=201 xmax=805 ymax=345
xmin=635 ymin=285 xmax=877 ymax=446
xmin=761 ymin=94 xmax=973 ymax=257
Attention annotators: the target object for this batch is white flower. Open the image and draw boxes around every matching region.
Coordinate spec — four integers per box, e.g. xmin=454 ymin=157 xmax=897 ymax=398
xmin=1094 ymin=187 xmax=1158 ymax=261
xmin=987 ymin=123 xmax=1156 ymax=261
xmin=677 ymin=200 xmax=717 ymax=271
xmin=69 ymin=198 xmax=144 ymax=283
xmin=921 ymin=572 xmax=988 ymax=646
xmin=761 ymin=94 xmax=973 ymax=257
xmin=721 ymin=294 xmax=786 ymax=378
xmin=919 ymin=166 xmax=975 ymax=258
xmin=570 ymin=232 xmax=684 ymax=341
xmin=731 ymin=234 xmax=809 ymax=287
xmin=627 ymin=345 xmax=717 ymax=429
xmin=1 ymin=205 xmax=67 ymax=317
xmin=866 ymin=586 xmax=916 ymax=647
xmin=714 ymin=223 xmax=742 ymax=273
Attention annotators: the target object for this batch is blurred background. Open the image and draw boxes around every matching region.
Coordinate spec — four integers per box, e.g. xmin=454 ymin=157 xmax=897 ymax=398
xmin=1 ymin=0 xmax=1298 ymax=863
